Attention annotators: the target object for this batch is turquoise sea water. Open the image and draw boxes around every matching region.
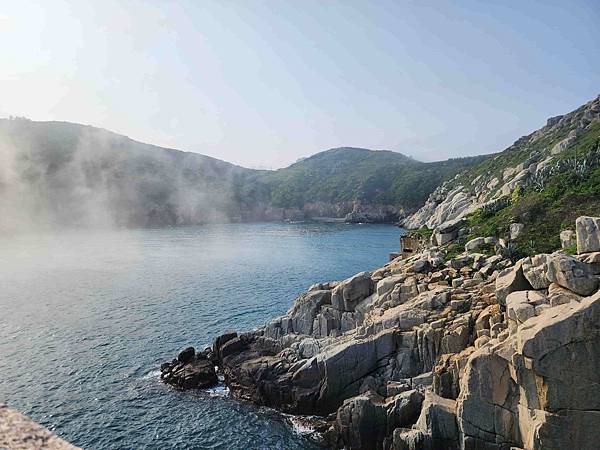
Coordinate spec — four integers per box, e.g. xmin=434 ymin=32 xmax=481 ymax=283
xmin=0 ymin=222 xmax=401 ymax=449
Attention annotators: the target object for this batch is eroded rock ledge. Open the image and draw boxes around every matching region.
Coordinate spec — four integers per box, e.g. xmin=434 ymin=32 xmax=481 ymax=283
xmin=163 ymin=216 xmax=600 ymax=450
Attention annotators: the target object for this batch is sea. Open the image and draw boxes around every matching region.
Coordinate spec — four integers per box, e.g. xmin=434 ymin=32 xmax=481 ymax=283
xmin=0 ymin=222 xmax=402 ymax=449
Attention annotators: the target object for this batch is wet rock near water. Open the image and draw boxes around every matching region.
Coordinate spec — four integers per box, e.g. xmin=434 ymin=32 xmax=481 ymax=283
xmin=160 ymin=346 xmax=218 ymax=390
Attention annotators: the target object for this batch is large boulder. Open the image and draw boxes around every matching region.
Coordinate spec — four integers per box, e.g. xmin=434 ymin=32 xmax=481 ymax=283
xmin=432 ymin=218 xmax=464 ymax=246
xmin=560 ymin=229 xmax=576 ymax=249
xmin=415 ymin=391 xmax=459 ymax=449
xmin=331 ymin=272 xmax=374 ymax=312
xmin=546 ymin=253 xmax=598 ymax=296
xmin=509 ymin=222 xmax=525 ymax=240
xmin=332 ymin=390 xmax=424 ymax=450
xmin=521 ymin=254 xmax=551 ymax=289
xmin=506 ymin=290 xmax=549 ymax=329
xmin=495 ymin=260 xmax=533 ymax=305
xmin=465 ymin=237 xmax=485 ymax=252
xmin=576 ymin=216 xmax=600 ymax=254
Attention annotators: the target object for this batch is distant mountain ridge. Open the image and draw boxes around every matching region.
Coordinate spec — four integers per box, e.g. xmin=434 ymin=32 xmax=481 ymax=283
xmin=0 ymin=119 xmax=485 ymax=229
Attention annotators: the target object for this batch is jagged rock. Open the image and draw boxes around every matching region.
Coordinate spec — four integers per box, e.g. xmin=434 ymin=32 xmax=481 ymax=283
xmin=331 ymin=383 xmax=425 ymax=449
xmin=377 ymin=274 xmax=406 ymax=300
xmin=546 ymin=253 xmax=598 ymax=296
xmin=521 ymin=254 xmax=551 ymax=289
xmin=560 ymin=229 xmax=576 ymax=249
xmin=432 ymin=348 xmax=475 ymax=400
xmin=474 ymin=304 xmax=499 ymax=332
xmin=391 ymin=428 xmax=428 ymax=450
xmin=411 ymin=258 xmax=430 ymax=274
xmin=309 ymin=281 xmax=339 ymax=291
xmin=506 ymin=290 xmax=549 ymax=329
xmin=331 ymin=272 xmax=374 ymax=312
xmin=289 ymin=289 xmax=332 ymax=335
xmin=509 ymin=223 xmax=525 ymax=240
xmin=577 ymin=251 xmax=600 ymax=274
xmin=177 ymin=346 xmax=195 ymax=363
xmin=415 ymin=391 xmax=459 ymax=449
xmin=576 ymin=216 xmax=600 ymax=254
xmin=458 ymin=291 xmax=600 ymax=450
xmin=495 ymin=260 xmax=532 ymax=305
xmin=161 ymin=347 xmax=218 ymax=390
xmin=547 ymin=282 xmax=581 ymax=307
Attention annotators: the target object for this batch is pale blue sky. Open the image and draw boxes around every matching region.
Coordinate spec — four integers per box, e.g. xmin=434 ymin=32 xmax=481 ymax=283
xmin=1 ymin=0 xmax=598 ymax=168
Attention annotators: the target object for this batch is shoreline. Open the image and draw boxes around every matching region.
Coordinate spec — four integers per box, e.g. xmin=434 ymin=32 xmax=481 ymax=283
xmin=162 ymin=215 xmax=600 ymax=449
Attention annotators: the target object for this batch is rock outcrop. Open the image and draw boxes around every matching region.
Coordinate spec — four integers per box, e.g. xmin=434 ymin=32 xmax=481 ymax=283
xmin=160 ymin=346 xmax=218 ymax=390
xmin=162 ymin=215 xmax=600 ymax=450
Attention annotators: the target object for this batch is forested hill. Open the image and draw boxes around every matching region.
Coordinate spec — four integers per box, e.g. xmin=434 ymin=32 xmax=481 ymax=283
xmin=259 ymin=147 xmax=487 ymax=214
xmin=0 ymin=118 xmax=486 ymax=229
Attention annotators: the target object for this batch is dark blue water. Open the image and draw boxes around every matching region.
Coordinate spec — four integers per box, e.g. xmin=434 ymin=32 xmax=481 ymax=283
xmin=0 ymin=222 xmax=400 ymax=449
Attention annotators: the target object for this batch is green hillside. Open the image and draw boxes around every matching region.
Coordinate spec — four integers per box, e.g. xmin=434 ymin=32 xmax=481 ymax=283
xmin=263 ymin=147 xmax=487 ymax=210
xmin=0 ymin=119 xmax=486 ymax=228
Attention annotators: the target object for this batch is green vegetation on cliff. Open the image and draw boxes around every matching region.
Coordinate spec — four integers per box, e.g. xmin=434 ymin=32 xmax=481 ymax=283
xmin=263 ymin=147 xmax=486 ymax=210
xmin=466 ymin=120 xmax=600 ymax=257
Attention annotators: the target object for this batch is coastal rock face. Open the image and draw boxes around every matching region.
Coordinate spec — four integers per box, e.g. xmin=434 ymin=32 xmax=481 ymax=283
xmin=457 ymin=291 xmax=600 ymax=450
xmin=331 ymin=390 xmax=424 ymax=450
xmin=163 ymin=216 xmax=600 ymax=450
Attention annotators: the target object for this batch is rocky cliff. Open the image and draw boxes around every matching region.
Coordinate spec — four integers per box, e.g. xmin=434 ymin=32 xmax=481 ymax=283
xmin=162 ymin=215 xmax=600 ymax=449
xmin=402 ymin=95 xmax=600 ymax=236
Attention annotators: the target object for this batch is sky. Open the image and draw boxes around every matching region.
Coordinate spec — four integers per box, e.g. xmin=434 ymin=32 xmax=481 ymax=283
xmin=0 ymin=1 xmax=598 ymax=169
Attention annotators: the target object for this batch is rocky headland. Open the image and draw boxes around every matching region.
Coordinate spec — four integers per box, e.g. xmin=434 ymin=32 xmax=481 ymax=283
xmin=161 ymin=213 xmax=600 ymax=450
xmin=160 ymin=95 xmax=600 ymax=449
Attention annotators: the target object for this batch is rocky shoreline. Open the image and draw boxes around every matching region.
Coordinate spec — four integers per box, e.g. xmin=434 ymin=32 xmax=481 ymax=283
xmin=162 ymin=215 xmax=600 ymax=450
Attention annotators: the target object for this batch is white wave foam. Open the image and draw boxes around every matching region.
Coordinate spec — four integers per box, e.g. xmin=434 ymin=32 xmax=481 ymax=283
xmin=286 ymin=415 xmax=316 ymax=435
xmin=207 ymin=383 xmax=230 ymax=397
xmin=142 ymin=369 xmax=161 ymax=380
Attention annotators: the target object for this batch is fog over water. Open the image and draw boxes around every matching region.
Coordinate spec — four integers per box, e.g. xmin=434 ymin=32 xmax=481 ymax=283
xmin=0 ymin=222 xmax=402 ymax=449
xmin=0 ymin=119 xmax=252 ymax=232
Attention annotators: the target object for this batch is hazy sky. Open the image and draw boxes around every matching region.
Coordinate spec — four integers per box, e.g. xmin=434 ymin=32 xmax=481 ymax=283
xmin=1 ymin=1 xmax=598 ymax=168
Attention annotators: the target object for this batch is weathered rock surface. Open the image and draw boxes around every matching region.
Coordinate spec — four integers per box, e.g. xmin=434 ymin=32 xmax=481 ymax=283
xmin=160 ymin=346 xmax=218 ymax=390
xmin=577 ymin=216 xmax=600 ymax=254
xmin=458 ymin=291 xmax=600 ymax=450
xmin=546 ymin=252 xmax=598 ymax=296
xmin=0 ymin=404 xmax=80 ymax=450
xmin=495 ymin=261 xmax=532 ymax=305
xmin=560 ymin=229 xmax=576 ymax=249
xmin=331 ymin=390 xmax=424 ymax=450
